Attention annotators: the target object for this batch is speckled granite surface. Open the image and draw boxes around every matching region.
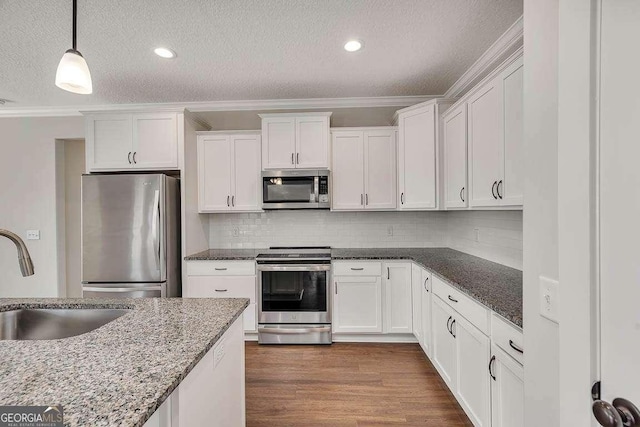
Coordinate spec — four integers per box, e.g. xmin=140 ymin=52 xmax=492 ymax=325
xmin=184 ymin=248 xmax=259 ymax=260
xmin=0 ymin=297 xmax=248 ymax=427
xmin=332 ymin=248 xmax=523 ymax=327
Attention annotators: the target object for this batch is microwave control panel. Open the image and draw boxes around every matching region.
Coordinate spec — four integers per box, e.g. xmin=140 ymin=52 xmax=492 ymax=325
xmin=318 ymin=177 xmax=329 ymax=203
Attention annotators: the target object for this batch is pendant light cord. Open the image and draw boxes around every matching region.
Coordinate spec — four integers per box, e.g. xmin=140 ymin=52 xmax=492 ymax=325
xmin=72 ymin=0 xmax=77 ymax=51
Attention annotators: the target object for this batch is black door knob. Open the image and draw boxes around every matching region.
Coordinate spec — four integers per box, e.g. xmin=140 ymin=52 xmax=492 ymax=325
xmin=593 ymin=398 xmax=640 ymax=427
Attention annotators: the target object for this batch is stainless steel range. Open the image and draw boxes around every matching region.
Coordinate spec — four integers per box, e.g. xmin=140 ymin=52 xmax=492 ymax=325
xmin=257 ymin=247 xmax=331 ymax=344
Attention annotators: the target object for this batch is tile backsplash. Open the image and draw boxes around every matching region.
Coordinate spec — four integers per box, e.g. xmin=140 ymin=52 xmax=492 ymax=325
xmin=207 ymin=209 xmax=523 ymax=270
xmin=208 ymin=210 xmax=447 ymax=249
xmin=445 ymin=210 xmax=523 ymax=270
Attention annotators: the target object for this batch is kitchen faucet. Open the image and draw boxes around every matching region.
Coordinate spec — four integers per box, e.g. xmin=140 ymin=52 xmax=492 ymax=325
xmin=0 ymin=229 xmax=34 ymax=276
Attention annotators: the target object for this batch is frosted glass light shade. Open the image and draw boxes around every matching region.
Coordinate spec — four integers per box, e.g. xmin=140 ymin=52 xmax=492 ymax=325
xmin=55 ymin=49 xmax=92 ymax=94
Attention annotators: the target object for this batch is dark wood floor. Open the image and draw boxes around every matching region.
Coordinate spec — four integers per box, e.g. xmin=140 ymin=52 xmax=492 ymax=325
xmin=245 ymin=342 xmax=473 ymax=427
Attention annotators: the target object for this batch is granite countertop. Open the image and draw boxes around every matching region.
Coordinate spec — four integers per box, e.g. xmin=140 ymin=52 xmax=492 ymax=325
xmin=0 ymin=297 xmax=249 ymax=427
xmin=184 ymin=248 xmax=259 ymax=260
xmin=332 ymin=248 xmax=523 ymax=327
xmin=183 ymin=247 xmax=522 ymax=327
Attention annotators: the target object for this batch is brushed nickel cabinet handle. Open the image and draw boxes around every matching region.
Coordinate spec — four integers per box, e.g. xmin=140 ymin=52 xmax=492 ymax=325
xmin=227 ymin=195 xmax=230 ymax=207
xmin=291 ymin=153 xmax=294 ymax=164
xmin=215 ymin=289 xmax=228 ymax=292
xmin=351 ymin=267 xmax=364 ymax=271
xmin=509 ymin=339 xmax=524 ymax=354
xmin=492 ymin=181 xmax=498 ymax=199
xmin=296 ymin=153 xmax=300 ymax=164
xmin=128 ymin=152 xmax=132 ymax=164
xmin=497 ymin=180 xmax=503 ymax=199
xmin=489 ymin=355 xmax=496 ymax=381
xmin=214 ymin=267 xmax=228 ymax=271
xmin=448 ymin=295 xmax=458 ymax=303
xmin=232 ymin=195 xmax=235 ymax=207
xmin=133 ymin=152 xmax=137 ymax=164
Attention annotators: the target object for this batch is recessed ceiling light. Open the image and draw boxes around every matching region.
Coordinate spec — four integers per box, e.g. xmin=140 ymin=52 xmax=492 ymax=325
xmin=154 ymin=47 xmax=176 ymax=59
xmin=344 ymin=40 xmax=363 ymax=52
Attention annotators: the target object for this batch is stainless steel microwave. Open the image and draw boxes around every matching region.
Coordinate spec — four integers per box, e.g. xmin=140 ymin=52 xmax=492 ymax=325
xmin=262 ymin=170 xmax=330 ymax=209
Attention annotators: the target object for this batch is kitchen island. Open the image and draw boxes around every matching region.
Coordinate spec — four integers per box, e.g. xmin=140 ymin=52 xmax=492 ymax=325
xmin=0 ymin=297 xmax=248 ymax=427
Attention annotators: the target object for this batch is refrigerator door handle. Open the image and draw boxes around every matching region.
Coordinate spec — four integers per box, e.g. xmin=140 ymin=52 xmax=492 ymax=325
xmin=152 ymin=190 xmax=161 ymax=272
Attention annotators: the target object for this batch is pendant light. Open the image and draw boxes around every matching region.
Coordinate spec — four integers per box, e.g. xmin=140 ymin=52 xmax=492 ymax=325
xmin=55 ymin=0 xmax=92 ymax=94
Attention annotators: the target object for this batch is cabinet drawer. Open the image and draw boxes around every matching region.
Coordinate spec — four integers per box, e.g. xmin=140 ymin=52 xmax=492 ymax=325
xmin=333 ymin=261 xmax=382 ymax=276
xmin=186 ymin=260 xmax=255 ymax=276
xmin=432 ymin=275 xmax=490 ymax=335
xmin=491 ymin=313 xmax=524 ymax=365
xmin=185 ymin=276 xmax=256 ymax=303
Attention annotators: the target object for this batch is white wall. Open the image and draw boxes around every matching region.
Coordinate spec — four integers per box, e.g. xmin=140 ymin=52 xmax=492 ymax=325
xmin=63 ymin=139 xmax=85 ymax=298
xmin=0 ymin=117 xmax=84 ymax=297
xmin=445 ymin=210 xmax=523 ymax=270
xmin=523 ymin=0 xmax=560 ymax=425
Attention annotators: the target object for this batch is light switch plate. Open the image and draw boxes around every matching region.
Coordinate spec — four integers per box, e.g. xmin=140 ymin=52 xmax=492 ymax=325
xmin=26 ymin=230 xmax=40 ymax=240
xmin=539 ymin=276 xmax=559 ymax=323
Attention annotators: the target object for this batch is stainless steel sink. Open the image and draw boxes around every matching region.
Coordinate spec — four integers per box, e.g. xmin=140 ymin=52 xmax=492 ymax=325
xmin=0 ymin=308 xmax=130 ymax=340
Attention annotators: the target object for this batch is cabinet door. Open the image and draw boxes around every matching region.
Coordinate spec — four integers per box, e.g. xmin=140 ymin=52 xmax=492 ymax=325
xmin=331 ymin=131 xmax=365 ymax=210
xmin=132 ymin=113 xmax=178 ymax=169
xmin=384 ymin=263 xmax=412 ymax=334
xmin=333 ymin=276 xmax=383 ymax=333
xmin=261 ymin=117 xmax=296 ymax=169
xmin=491 ymin=344 xmax=524 ymax=427
xmin=469 ymin=79 xmax=503 ymax=207
xmin=455 ymin=314 xmax=491 ymax=427
xmin=86 ymin=114 xmax=133 ymax=171
xmin=444 ymin=105 xmax=468 ymax=208
xmin=231 ymin=134 xmax=261 ymax=211
xmin=197 ymin=135 xmax=232 ymax=212
xmin=398 ymin=105 xmax=437 ymax=209
xmin=411 ymin=264 xmax=423 ymax=342
xmin=432 ymin=296 xmax=457 ymax=388
xmin=364 ymin=130 xmax=397 ymax=210
xmin=421 ymin=269 xmax=432 ymax=357
xmin=295 ymin=116 xmax=329 ymax=168
xmin=501 ymin=57 xmax=524 ymax=206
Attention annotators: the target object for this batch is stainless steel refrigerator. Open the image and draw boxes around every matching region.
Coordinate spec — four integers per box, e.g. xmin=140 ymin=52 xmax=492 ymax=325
xmin=81 ymin=174 xmax=181 ymax=298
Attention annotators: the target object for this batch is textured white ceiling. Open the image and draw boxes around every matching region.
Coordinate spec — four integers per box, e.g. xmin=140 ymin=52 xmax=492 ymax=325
xmin=0 ymin=0 xmax=522 ymax=108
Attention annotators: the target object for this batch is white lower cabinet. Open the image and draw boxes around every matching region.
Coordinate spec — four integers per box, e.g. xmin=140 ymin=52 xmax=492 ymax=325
xmin=455 ymin=312 xmax=491 ymax=427
xmin=333 ymin=275 xmax=383 ymax=333
xmin=432 ymin=295 xmax=491 ymax=427
xmin=185 ymin=261 xmax=257 ymax=333
xmin=384 ymin=263 xmax=413 ymax=334
xmin=420 ymin=269 xmax=432 ymax=356
xmin=143 ymin=316 xmax=245 ymax=427
xmin=490 ymin=344 xmax=524 ymax=427
xmin=432 ymin=295 xmax=457 ymax=387
xmin=411 ymin=264 xmax=423 ymax=343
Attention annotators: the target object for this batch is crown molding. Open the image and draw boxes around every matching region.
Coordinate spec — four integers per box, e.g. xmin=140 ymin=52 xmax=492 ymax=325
xmin=444 ymin=15 xmax=523 ymax=98
xmin=0 ymin=95 xmax=439 ymax=118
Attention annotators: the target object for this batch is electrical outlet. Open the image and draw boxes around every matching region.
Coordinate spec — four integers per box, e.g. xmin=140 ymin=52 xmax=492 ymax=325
xmin=387 ymin=226 xmax=393 ymax=236
xmin=474 ymin=228 xmax=480 ymax=242
xmin=539 ymin=276 xmax=560 ymax=323
xmin=26 ymin=230 xmax=40 ymax=240
xmin=232 ymin=227 xmax=240 ymax=237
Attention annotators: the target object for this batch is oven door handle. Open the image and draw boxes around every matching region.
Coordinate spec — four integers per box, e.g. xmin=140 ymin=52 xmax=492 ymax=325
xmin=257 ymin=264 xmax=331 ymax=272
xmin=258 ymin=326 xmax=331 ymax=334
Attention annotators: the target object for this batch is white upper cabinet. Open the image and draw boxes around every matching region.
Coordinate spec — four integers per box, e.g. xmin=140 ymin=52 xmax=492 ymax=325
xmin=296 ymin=116 xmax=330 ymax=168
xmin=331 ymin=127 xmax=396 ymax=211
xmin=443 ymin=104 xmax=468 ymax=209
xmin=198 ymin=134 xmax=232 ymax=212
xmin=85 ymin=111 xmax=179 ymax=172
xmin=86 ymin=114 xmax=133 ymax=170
xmin=331 ymin=131 xmax=365 ymax=210
xmin=197 ymin=132 xmax=261 ymax=213
xmin=260 ymin=113 xmax=331 ymax=170
xmin=467 ymin=53 xmax=524 ymax=208
xmin=469 ymin=78 xmax=503 ymax=207
xmin=132 ymin=113 xmax=178 ymax=169
xmin=383 ymin=263 xmax=413 ymax=334
xmin=364 ymin=130 xmax=397 ymax=210
xmin=500 ymin=58 xmax=524 ymax=206
xmin=397 ymin=103 xmax=437 ymax=209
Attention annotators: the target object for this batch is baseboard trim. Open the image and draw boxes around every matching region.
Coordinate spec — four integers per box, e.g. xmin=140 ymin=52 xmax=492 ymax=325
xmin=332 ymin=334 xmax=418 ymax=343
